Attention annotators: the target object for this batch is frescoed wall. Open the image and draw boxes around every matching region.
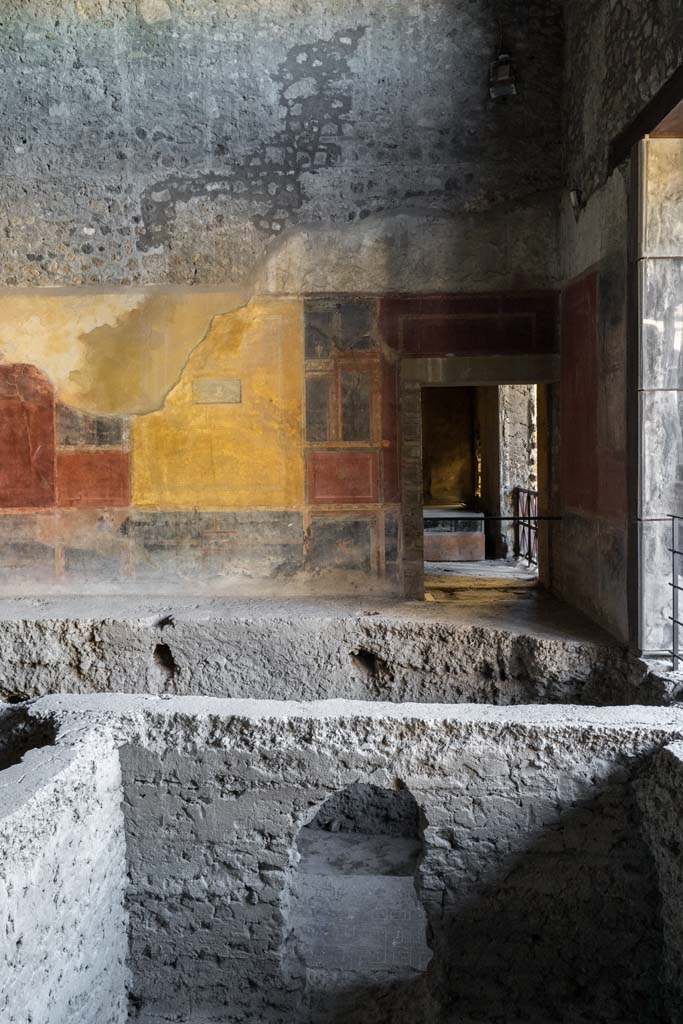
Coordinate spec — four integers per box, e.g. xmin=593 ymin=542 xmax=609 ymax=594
xmin=0 ymin=291 xmax=398 ymax=594
xmin=0 ymin=288 xmax=559 ymax=596
xmin=0 ymin=0 xmax=565 ymax=597
xmin=132 ymin=300 xmax=304 ymax=510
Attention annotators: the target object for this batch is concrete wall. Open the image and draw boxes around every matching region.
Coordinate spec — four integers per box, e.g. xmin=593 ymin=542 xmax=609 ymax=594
xmin=21 ymin=694 xmax=683 ymax=1023
xmin=0 ymin=729 xmax=129 ymax=1024
xmin=639 ymin=742 xmax=683 ymax=1020
xmin=0 ymin=596 xmax=644 ymax=707
xmin=555 ymin=205 xmax=630 ymax=641
xmin=1 ymin=0 xmax=678 ymax=614
xmin=564 ymin=0 xmax=683 ymax=207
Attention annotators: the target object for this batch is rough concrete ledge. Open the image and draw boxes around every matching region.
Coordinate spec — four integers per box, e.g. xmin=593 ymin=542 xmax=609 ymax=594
xmin=25 ymin=692 xmax=683 ymax=754
xmin=0 ymin=724 xmax=129 ymax=1024
xmin=0 ymin=596 xmax=650 ymax=706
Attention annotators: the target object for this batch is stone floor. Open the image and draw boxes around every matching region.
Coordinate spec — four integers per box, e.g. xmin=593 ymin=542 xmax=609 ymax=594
xmin=0 ymin=583 xmax=609 ymax=650
xmin=425 ymin=558 xmax=538 ymax=582
xmin=422 ymin=561 xmax=607 ymax=644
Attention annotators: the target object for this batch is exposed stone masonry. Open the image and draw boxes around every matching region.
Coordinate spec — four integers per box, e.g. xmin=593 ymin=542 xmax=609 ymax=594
xmin=0 ymin=0 xmax=562 ymax=287
xmin=564 ymin=0 xmax=683 ymax=200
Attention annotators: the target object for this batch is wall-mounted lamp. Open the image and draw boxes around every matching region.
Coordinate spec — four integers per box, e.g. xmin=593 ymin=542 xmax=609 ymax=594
xmin=489 ymin=52 xmax=517 ymax=100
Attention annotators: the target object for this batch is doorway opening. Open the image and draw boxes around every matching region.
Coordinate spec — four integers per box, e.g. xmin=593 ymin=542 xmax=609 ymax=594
xmin=421 ymin=384 xmax=539 ymax=600
xmin=285 ymin=783 xmax=431 ymax=1020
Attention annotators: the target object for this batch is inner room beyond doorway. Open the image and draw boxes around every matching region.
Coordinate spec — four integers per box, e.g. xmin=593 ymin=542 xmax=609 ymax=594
xmin=422 ymin=384 xmax=539 ymax=601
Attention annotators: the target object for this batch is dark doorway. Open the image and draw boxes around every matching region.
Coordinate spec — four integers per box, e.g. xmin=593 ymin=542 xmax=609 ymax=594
xmin=421 ymin=384 xmax=539 ymax=599
xmin=285 ymin=784 xmax=431 ymax=1021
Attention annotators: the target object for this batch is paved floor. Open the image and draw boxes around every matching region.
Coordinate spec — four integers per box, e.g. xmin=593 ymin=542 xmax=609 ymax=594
xmin=0 ymin=554 xmax=615 ymax=650
xmin=425 ymin=558 xmax=538 ymax=583
xmin=422 ymin=558 xmax=610 ymax=644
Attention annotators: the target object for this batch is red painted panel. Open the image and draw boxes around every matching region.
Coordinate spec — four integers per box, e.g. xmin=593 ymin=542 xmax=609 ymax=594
xmin=307 ymin=450 xmax=380 ymax=504
xmin=379 ymin=293 xmax=559 ymax=356
xmin=0 ymin=364 xmax=56 ymax=509
xmin=400 ymin=313 xmax=538 ymax=356
xmin=56 ymin=450 xmax=130 ymax=508
xmin=560 ymin=274 xmax=598 ymax=514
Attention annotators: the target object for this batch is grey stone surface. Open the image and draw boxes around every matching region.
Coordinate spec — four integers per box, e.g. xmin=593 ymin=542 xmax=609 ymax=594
xmin=6 ymin=694 xmax=683 ymax=1022
xmin=553 ymin=513 xmax=629 ymax=647
xmin=642 ymin=140 xmax=683 ymax=260
xmin=0 ymin=595 xmax=649 ymax=706
xmin=640 ymin=389 xmax=683 ymax=520
xmin=0 ymin=0 xmax=562 ymax=289
xmin=296 ymin=831 xmax=421 ymax=877
xmin=637 ymin=139 xmax=683 ymax=655
xmin=639 ymin=518 xmax=678 ymax=657
xmin=641 ymin=257 xmax=683 ymax=391
xmin=0 ymin=730 xmax=129 ymax=1024
xmin=258 ymin=196 xmax=562 ymax=295
xmin=639 ymin=741 xmax=683 ymax=1021
xmin=553 ymin=165 xmax=631 ymax=644
xmin=564 ymin=2 xmax=683 ymax=201
xmin=289 ymin=784 xmax=431 ymax=1015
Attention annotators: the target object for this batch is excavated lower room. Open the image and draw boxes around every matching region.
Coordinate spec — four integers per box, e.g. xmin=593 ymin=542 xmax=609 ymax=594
xmin=2 ymin=695 xmax=683 ymax=1024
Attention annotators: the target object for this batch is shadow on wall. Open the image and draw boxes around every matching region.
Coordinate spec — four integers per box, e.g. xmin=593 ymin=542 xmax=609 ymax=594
xmin=91 ymin=736 xmax=673 ymax=1023
xmin=0 ymin=709 xmax=56 ymax=772
xmin=428 ymin=767 xmax=666 ymax=1024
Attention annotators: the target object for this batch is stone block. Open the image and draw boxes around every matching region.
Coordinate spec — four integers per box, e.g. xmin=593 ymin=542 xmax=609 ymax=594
xmin=639 ymin=390 xmax=683 ymax=520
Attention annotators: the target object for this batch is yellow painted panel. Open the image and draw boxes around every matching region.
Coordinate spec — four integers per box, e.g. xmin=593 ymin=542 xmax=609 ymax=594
xmin=0 ymin=287 xmax=246 ymax=415
xmin=131 ymin=298 xmax=304 ymax=509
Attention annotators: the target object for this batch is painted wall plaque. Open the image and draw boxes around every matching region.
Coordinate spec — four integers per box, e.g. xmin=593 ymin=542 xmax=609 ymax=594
xmin=192 ymin=379 xmax=242 ymax=405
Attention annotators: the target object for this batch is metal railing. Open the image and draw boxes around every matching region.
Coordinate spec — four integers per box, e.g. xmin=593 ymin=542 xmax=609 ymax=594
xmin=669 ymin=514 xmax=683 ymax=672
xmin=423 ymin=496 xmax=559 ymax=571
xmin=514 ymin=488 xmax=539 ymax=567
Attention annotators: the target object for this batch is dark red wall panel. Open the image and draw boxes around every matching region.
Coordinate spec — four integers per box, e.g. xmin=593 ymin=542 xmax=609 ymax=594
xmin=598 ymin=453 xmax=627 ymax=520
xmin=307 ymin=450 xmax=380 ymax=504
xmin=0 ymin=364 xmax=56 ymax=509
xmin=380 ymin=293 xmax=559 ymax=356
xmin=560 ymin=274 xmax=598 ymax=514
xmin=56 ymin=450 xmax=130 ymax=508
